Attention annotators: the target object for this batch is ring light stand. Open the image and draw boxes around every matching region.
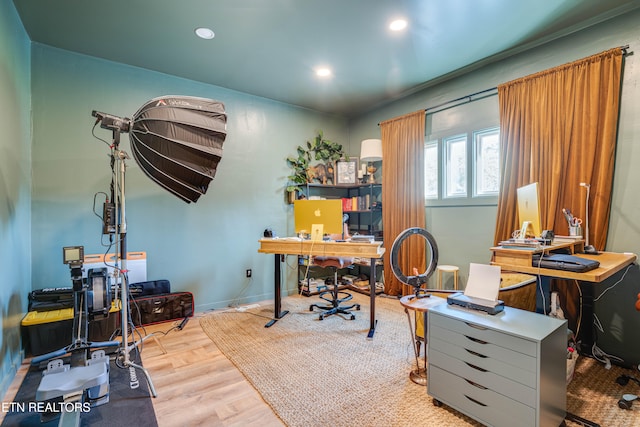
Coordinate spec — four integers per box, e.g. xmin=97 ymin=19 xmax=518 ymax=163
xmin=390 ymin=227 xmax=439 ymax=385
xmin=390 ymin=227 xmax=439 ymax=298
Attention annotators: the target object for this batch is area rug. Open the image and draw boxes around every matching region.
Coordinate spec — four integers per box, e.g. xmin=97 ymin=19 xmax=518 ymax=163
xmin=2 ymin=358 xmax=157 ymax=427
xmin=201 ymin=294 xmax=478 ymax=427
xmin=201 ymin=293 xmax=639 ymax=427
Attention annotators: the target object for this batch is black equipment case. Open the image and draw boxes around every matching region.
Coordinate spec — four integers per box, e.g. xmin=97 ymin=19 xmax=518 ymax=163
xmin=129 ymin=279 xmax=171 ymax=298
xmin=28 ymin=287 xmax=74 ymax=312
xmin=128 ymin=292 xmax=194 ymax=326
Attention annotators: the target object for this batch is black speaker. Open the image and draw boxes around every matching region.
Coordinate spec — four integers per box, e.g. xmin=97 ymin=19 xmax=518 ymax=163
xmin=540 ymin=229 xmax=554 ymax=245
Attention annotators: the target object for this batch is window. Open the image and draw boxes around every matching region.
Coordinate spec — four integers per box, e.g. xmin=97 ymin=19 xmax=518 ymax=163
xmin=424 ymin=127 xmax=500 ymax=205
xmin=424 ymin=141 xmax=438 ymax=199
xmin=444 ymin=135 xmax=467 ymax=198
xmin=473 ymin=128 xmax=500 ymax=196
xmin=423 ymin=94 xmax=500 ymax=206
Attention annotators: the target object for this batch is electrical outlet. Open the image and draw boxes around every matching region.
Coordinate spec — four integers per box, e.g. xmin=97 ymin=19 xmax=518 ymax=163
xmin=246 ymin=269 xmax=252 ymax=278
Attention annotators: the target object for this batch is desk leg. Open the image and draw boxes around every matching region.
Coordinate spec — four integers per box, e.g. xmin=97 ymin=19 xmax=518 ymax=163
xmin=367 ymin=257 xmax=378 ymax=339
xmin=265 ymin=254 xmax=289 ymax=328
xmin=535 ymin=276 xmax=552 ymax=315
xmin=578 ymin=280 xmax=594 ymax=355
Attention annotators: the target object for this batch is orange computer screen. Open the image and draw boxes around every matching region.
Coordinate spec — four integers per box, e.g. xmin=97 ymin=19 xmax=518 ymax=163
xmin=294 ymin=199 xmax=343 ymax=235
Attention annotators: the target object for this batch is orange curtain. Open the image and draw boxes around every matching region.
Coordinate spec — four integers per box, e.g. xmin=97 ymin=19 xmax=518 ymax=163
xmin=494 ymin=48 xmax=623 ymax=249
xmin=380 ymin=110 xmax=426 ymax=296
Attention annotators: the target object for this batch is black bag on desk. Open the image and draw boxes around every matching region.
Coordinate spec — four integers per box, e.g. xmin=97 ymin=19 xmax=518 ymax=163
xmin=531 ymin=253 xmax=600 ymax=272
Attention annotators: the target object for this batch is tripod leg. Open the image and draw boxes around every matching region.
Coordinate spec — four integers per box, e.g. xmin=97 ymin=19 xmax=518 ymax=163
xmin=127 ymin=361 xmax=158 ymax=397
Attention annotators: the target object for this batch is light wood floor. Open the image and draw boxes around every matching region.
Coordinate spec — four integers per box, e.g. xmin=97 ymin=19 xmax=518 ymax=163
xmin=1 ymin=314 xmax=284 ymax=427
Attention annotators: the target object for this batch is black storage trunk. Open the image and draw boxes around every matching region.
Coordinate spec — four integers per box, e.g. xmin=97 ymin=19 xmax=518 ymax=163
xmin=128 ymin=292 xmax=194 ymax=326
xmin=129 ymin=279 xmax=171 ymax=298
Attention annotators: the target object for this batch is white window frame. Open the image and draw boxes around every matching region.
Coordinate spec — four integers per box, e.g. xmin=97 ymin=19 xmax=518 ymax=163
xmin=424 ymin=127 xmax=500 ymax=207
xmin=444 ymin=134 xmax=468 ymax=199
xmin=473 ymin=127 xmax=500 ymax=197
xmin=424 ymin=141 xmax=438 ymax=199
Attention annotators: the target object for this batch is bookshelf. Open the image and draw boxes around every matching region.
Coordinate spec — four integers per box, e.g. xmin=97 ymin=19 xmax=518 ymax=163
xmin=298 ymin=183 xmax=384 ymax=296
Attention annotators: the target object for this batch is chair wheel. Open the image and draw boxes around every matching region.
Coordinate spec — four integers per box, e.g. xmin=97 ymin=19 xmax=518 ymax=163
xmin=309 ymin=305 xmax=314 ymax=312
xmin=319 ymin=315 xmax=324 ymax=320
xmin=432 ymin=398 xmax=442 ymax=407
xmin=349 ymin=314 xmax=355 ymax=320
xmin=356 ymin=305 xmax=361 ymax=311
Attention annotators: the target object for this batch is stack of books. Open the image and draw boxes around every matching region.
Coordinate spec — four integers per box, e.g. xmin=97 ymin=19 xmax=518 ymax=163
xmin=498 ymin=239 xmax=542 ymax=249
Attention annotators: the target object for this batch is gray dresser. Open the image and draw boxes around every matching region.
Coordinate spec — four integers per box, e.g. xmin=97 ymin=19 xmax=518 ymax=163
xmin=427 ymin=303 xmax=567 ymax=427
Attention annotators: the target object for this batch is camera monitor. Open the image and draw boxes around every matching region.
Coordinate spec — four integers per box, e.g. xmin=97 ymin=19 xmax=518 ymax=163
xmin=63 ymin=246 xmax=84 ymax=265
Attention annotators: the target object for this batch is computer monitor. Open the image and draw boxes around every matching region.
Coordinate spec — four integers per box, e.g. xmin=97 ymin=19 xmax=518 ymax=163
xmin=517 ymin=182 xmax=542 ymax=238
xmin=294 ymin=199 xmax=343 ymax=240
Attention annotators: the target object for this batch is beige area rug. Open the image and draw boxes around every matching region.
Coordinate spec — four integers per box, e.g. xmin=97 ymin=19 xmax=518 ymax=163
xmin=200 ymin=293 xmax=638 ymax=427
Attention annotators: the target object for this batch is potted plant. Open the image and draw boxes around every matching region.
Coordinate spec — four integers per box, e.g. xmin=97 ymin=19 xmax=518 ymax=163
xmin=285 ymin=131 xmax=347 ymax=202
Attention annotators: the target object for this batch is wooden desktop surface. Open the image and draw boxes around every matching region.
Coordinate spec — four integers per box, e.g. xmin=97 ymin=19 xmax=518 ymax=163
xmin=491 ymin=241 xmax=636 ymax=282
xmin=258 ymin=237 xmax=385 ymax=258
xmin=399 ymin=294 xmax=447 ymax=313
xmin=258 ymin=237 xmax=385 ymax=337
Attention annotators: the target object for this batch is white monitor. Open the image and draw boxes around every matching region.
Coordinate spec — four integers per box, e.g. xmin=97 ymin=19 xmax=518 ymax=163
xmin=517 ymin=182 xmax=542 ymax=238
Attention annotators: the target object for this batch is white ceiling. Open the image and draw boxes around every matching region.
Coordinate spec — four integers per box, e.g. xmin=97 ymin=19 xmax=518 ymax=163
xmin=12 ymin=0 xmax=640 ymax=117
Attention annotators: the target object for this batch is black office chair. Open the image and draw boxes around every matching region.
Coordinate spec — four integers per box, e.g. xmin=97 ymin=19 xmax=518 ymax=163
xmin=309 ymin=256 xmax=360 ymax=320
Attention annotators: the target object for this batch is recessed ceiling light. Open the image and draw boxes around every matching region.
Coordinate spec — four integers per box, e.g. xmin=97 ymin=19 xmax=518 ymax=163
xmin=315 ymin=67 xmax=332 ymax=78
xmin=195 ymin=27 xmax=215 ymax=39
xmin=389 ymin=19 xmax=408 ymax=31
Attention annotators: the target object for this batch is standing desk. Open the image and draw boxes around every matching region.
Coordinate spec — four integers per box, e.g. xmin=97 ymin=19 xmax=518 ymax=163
xmin=258 ymin=237 xmax=385 ymax=338
xmin=490 ymin=240 xmax=637 ymax=354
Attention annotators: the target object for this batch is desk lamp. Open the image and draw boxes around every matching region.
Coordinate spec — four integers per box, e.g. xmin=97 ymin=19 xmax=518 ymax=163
xmin=360 ymin=139 xmax=383 ymax=183
xmin=580 ymin=182 xmax=597 ymax=254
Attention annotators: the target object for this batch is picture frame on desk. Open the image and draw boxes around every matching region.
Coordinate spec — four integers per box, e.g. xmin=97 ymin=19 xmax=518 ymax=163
xmin=335 ymin=158 xmax=358 ymax=185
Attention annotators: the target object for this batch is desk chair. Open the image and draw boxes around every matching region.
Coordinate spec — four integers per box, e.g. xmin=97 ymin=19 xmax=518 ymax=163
xmin=309 ymin=256 xmax=360 ymax=320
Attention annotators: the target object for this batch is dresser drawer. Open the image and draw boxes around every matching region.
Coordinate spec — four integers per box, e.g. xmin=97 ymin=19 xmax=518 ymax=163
xmin=429 ymin=365 xmax=536 ymax=427
xmin=430 ymin=311 xmax=537 ymax=356
xmin=430 ymin=324 xmax=537 ymax=383
xmin=429 ymin=346 xmax=536 ymax=406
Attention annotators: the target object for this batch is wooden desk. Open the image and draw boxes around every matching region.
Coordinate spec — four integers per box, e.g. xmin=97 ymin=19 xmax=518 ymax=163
xmin=490 ymin=242 xmax=637 ymax=356
xmin=258 ymin=238 xmax=385 ymax=338
xmin=491 ymin=244 xmax=636 ymax=283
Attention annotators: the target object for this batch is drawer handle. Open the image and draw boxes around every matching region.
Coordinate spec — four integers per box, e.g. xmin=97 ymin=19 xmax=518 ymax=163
xmin=464 ymin=394 xmax=488 ymax=407
xmin=465 ymin=349 xmax=488 ymax=358
xmin=465 ymin=379 xmax=488 ymax=390
xmin=465 ymin=322 xmax=488 ymax=330
xmin=465 ymin=335 xmax=488 ymax=345
xmin=465 ymin=362 xmax=488 ymax=372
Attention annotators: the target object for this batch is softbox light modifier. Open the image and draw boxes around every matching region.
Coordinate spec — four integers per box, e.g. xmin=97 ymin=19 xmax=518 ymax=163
xmin=93 ymin=95 xmax=227 ymax=203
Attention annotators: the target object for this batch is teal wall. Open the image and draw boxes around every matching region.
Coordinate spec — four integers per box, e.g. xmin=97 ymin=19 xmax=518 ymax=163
xmin=349 ymin=9 xmax=640 ymax=287
xmin=29 ymin=45 xmax=348 ymax=311
xmin=0 ymin=1 xmax=31 ymax=398
xmin=3 ymin=2 xmax=640 ymax=398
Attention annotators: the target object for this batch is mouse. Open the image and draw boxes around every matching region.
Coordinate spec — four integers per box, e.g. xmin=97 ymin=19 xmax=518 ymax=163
xmin=583 ymin=245 xmax=599 ymax=255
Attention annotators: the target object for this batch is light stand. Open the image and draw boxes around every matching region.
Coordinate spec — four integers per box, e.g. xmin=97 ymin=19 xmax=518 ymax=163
xmin=580 ymin=182 xmax=597 ymax=254
xmin=109 ymin=128 xmax=157 ymax=398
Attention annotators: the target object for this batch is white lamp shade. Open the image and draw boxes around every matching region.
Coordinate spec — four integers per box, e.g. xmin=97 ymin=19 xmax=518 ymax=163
xmin=360 ymin=139 xmax=383 ymax=161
